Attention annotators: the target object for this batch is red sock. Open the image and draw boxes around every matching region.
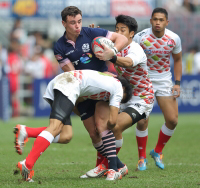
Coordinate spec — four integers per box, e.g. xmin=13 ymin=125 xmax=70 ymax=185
xmin=25 ymin=127 xmax=47 ymax=138
xmin=102 ymin=147 xmax=121 ymax=169
xmin=25 ymin=133 xmax=53 ymax=169
xmin=136 ymin=135 xmax=148 ymax=159
xmin=155 ymin=130 xmax=171 ymax=153
xmin=96 ymin=152 xmax=105 ymax=167
xmin=116 ymin=147 xmax=121 ymax=154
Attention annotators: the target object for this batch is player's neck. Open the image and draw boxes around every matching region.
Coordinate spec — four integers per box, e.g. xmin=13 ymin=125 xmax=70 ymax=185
xmin=65 ymin=33 xmax=78 ymax=42
xmin=152 ymin=29 xmax=165 ymax=38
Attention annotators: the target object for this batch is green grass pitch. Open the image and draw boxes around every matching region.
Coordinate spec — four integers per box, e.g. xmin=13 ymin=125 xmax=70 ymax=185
xmin=0 ymin=113 xmax=200 ymax=188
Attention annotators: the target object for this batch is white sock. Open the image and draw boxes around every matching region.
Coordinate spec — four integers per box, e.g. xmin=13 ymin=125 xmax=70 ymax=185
xmin=135 ymin=127 xmax=148 ymax=137
xmin=38 ymin=131 xmax=54 ymax=143
xmin=52 ymin=134 xmax=60 ymax=143
xmin=161 ymin=124 xmax=175 ymax=136
xmin=116 ymin=138 xmax=123 ymax=148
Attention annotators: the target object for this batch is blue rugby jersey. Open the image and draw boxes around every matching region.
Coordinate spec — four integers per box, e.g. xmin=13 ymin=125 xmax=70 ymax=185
xmin=54 ymin=27 xmax=112 ymax=72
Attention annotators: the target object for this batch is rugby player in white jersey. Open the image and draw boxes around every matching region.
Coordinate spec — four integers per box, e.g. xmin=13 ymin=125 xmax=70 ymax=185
xmin=83 ymin=15 xmax=155 ymax=178
xmin=16 ymin=70 xmax=133 ymax=182
xmin=133 ymin=7 xmax=182 ymax=170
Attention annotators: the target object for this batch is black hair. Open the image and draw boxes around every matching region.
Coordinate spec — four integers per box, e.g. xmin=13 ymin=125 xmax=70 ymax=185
xmin=152 ymin=7 xmax=168 ymax=19
xmin=61 ymin=6 xmax=82 ymax=22
xmin=117 ymin=76 xmax=132 ymax=103
xmin=115 ymin=14 xmax=138 ymax=33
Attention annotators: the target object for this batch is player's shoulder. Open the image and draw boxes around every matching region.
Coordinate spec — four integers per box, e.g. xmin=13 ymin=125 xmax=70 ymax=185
xmin=165 ymin=28 xmax=180 ymax=40
xmin=54 ymin=35 xmax=65 ymax=51
xmin=129 ymin=41 xmax=145 ymax=52
xmin=135 ymin=28 xmax=150 ymax=38
xmin=81 ymin=27 xmax=105 ymax=33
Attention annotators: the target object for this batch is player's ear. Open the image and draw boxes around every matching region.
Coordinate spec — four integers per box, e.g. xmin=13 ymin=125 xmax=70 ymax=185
xmin=130 ymin=31 xmax=135 ymax=39
xmin=150 ymin=18 xmax=152 ymax=25
xmin=62 ymin=20 xmax=66 ymax=28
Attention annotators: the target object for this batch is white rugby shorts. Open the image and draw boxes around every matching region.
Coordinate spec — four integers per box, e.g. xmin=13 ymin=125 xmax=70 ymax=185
xmin=151 ymin=77 xmax=173 ymax=97
xmin=43 ymin=73 xmax=80 ymax=105
xmin=120 ymin=96 xmax=153 ymax=119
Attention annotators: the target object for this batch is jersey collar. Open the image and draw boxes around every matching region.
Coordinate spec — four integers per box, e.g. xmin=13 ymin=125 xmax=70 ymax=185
xmin=63 ymin=29 xmax=83 ymax=44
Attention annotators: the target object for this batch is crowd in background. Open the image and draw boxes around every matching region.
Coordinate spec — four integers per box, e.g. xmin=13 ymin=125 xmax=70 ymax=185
xmin=0 ymin=18 xmax=60 ymax=117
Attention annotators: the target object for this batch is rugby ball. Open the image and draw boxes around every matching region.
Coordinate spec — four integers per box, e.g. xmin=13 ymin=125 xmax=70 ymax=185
xmin=91 ymin=37 xmax=114 ymax=53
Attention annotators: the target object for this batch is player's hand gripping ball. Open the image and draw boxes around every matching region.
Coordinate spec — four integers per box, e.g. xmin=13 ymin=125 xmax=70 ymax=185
xmin=91 ymin=37 xmax=114 ymax=54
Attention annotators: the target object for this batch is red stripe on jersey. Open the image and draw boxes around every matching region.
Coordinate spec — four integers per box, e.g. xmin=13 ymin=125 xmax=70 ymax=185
xmin=150 ymin=34 xmax=156 ymax=39
xmin=153 ymin=43 xmax=161 ymax=49
xmin=164 ymin=46 xmax=170 ymax=50
xmin=147 ymin=37 xmax=154 ymax=43
xmin=165 ymin=34 xmax=171 ymax=39
xmin=158 ymin=61 xmax=164 ymax=66
xmin=148 ymin=59 xmax=154 ymax=64
xmin=157 ymin=40 xmax=165 ymax=45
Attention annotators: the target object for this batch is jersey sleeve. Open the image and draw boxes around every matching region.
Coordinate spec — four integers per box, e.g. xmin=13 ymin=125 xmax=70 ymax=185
xmin=88 ymin=27 xmax=110 ymax=39
xmin=172 ymin=35 xmax=182 ymax=54
xmin=54 ymin=42 xmax=71 ymax=68
xmin=133 ymin=33 xmax=141 ymax=44
xmin=126 ymin=43 xmax=146 ymax=67
xmin=109 ymin=82 xmax=123 ymax=108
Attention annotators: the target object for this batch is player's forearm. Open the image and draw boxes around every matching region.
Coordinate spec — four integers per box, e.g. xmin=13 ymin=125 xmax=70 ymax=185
xmin=61 ymin=63 xmax=75 ymax=72
xmin=111 ymin=33 xmax=128 ymax=52
xmin=115 ymin=56 xmax=133 ymax=68
xmin=174 ymin=59 xmax=182 ymax=81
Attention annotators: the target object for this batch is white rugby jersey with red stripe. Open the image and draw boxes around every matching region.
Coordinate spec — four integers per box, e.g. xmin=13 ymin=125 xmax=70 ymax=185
xmin=134 ymin=28 xmax=182 ymax=79
xmin=115 ymin=41 xmax=154 ymax=104
xmin=45 ymin=70 xmax=123 ymax=108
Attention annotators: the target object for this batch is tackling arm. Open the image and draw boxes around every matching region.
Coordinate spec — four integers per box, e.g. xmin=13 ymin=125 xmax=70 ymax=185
xmin=61 ymin=62 xmax=75 ymax=72
xmin=110 ymin=32 xmax=128 ymax=52
xmin=112 ymin=56 xmax=133 ymax=68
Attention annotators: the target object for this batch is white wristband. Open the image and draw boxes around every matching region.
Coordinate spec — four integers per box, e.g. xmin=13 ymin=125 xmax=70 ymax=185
xmin=111 ymin=48 xmax=116 ymax=55
xmin=113 ymin=47 xmax=118 ymax=54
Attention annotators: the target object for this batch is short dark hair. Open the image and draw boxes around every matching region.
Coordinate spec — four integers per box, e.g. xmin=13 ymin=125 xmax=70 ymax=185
xmin=152 ymin=7 xmax=168 ymax=19
xmin=61 ymin=6 xmax=82 ymax=22
xmin=117 ymin=76 xmax=132 ymax=103
xmin=115 ymin=15 xmax=138 ymax=34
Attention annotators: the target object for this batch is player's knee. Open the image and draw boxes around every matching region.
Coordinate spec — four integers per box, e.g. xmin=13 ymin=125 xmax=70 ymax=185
xmin=167 ymin=116 xmax=178 ymax=128
xmin=137 ymin=119 xmax=148 ymax=131
xmin=90 ymin=132 xmax=100 ymax=143
xmin=112 ymin=125 xmax=121 ymax=138
xmin=62 ymin=133 xmax=73 ymax=144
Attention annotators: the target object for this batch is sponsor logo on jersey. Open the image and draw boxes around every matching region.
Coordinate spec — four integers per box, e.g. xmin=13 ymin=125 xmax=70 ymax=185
xmin=144 ymin=49 xmax=152 ymax=54
xmin=82 ymin=43 xmax=90 ymax=52
xmin=138 ymin=31 xmax=146 ymax=36
xmin=55 ymin=54 xmax=63 ymax=60
xmin=167 ymin=39 xmax=175 ymax=47
xmin=65 ymin=50 xmax=75 ymax=56
xmin=80 ymin=53 xmax=92 ymax=64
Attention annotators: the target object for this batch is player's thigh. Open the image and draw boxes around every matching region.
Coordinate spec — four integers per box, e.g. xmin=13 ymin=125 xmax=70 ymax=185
xmin=156 ymin=96 xmax=178 ymax=125
xmin=113 ymin=112 xmax=133 ymax=134
xmin=136 ymin=117 xmax=149 ymax=131
xmin=95 ymin=101 xmax=110 ymax=131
